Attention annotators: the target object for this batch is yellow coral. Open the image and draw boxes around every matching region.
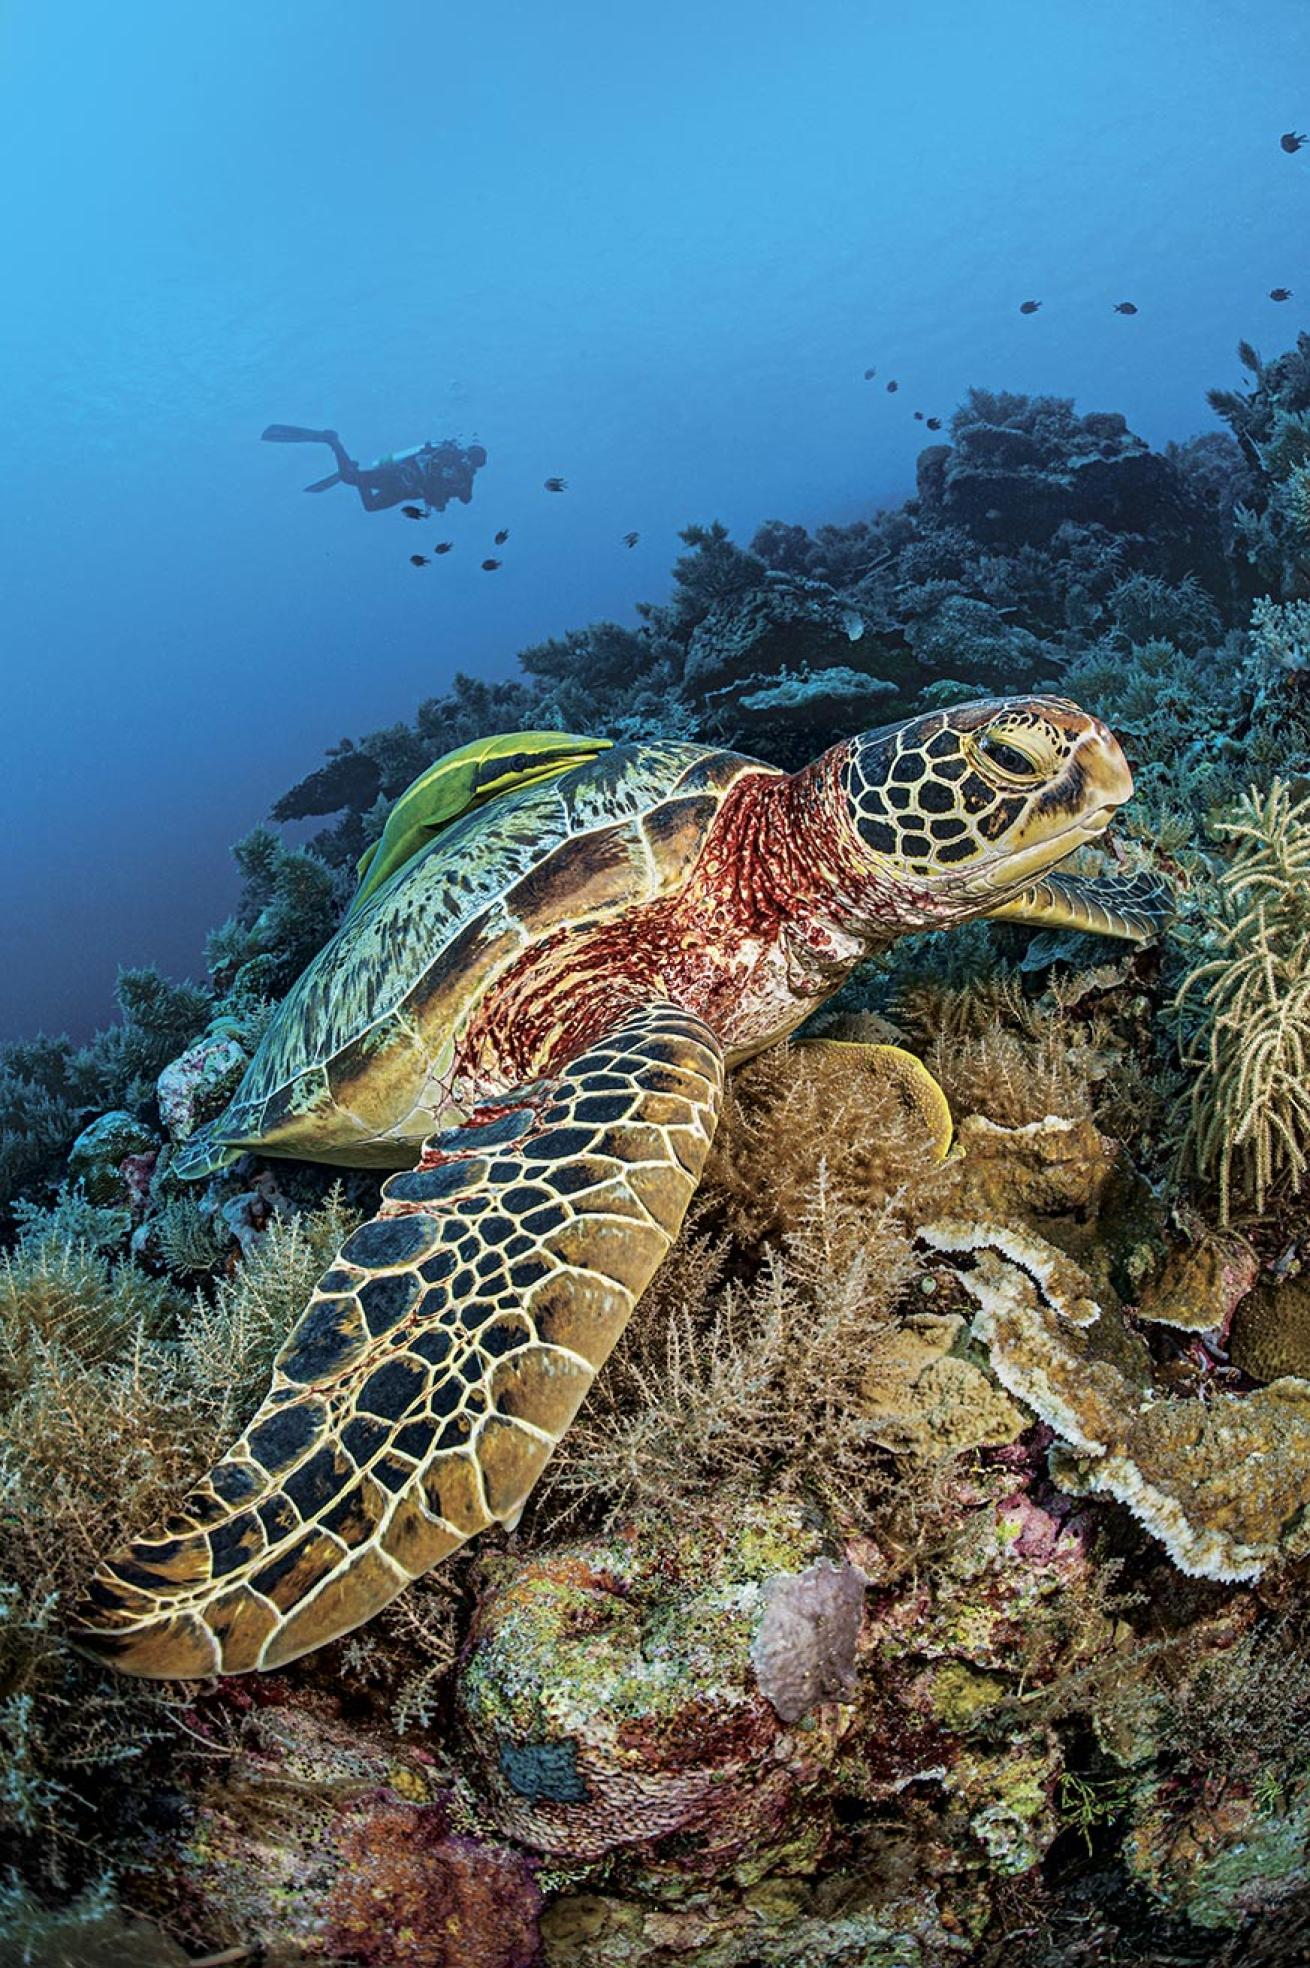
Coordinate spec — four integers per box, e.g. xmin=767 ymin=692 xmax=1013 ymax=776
xmin=1229 ymin=1276 xmax=1310 ymax=1382
xmin=859 ymin=1311 xmax=1026 ymax=1455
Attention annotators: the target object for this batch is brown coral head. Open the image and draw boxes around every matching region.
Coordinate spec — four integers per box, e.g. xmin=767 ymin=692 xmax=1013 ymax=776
xmin=833 ymin=695 xmax=1133 ymax=920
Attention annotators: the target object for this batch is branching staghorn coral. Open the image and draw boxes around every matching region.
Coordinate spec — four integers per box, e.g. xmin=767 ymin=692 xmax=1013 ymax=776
xmin=1249 ymin=593 xmax=1310 ymax=676
xmin=1175 ymin=780 xmax=1310 ymax=1219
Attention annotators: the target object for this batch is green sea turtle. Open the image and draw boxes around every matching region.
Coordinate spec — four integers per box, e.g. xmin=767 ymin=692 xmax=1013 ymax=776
xmin=73 ymin=697 xmax=1169 ymax=1678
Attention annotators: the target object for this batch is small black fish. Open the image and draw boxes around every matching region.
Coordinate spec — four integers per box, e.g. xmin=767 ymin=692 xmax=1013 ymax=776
xmin=1019 ymin=299 xmax=1042 ymax=314
xmin=401 ymin=504 xmax=424 ymax=520
xmin=1113 ymin=301 xmax=1139 ymax=315
xmin=544 ymin=476 xmax=567 ymax=492
xmin=623 ymin=531 xmax=639 ymax=548
xmin=1270 ymin=287 xmax=1294 ymax=301
xmin=926 ymin=417 xmax=943 ymax=431
xmin=886 ymin=380 xmax=898 ymax=393
xmin=494 ymin=527 xmax=510 ymax=544
xmin=1281 ymin=131 xmax=1308 ymax=153
xmin=913 ymin=410 xmax=924 ymax=420
xmin=434 ymin=541 xmax=453 ymax=554
xmin=409 ymin=554 xmax=429 ymax=567
xmin=481 ymin=557 xmax=502 ymax=571
xmin=863 ymin=367 xmax=877 ymax=379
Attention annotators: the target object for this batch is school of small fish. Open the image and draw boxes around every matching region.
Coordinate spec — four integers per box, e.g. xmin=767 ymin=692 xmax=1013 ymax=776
xmin=407 ymin=127 xmax=1301 ymax=576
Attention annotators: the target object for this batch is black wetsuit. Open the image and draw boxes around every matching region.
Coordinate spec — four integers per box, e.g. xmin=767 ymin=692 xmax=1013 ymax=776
xmin=325 ymin=436 xmax=480 ymax=513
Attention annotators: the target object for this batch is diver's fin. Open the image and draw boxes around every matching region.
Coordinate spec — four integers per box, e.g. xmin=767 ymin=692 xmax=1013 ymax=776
xmin=303 ymin=471 xmax=343 ymax=493
xmin=261 ymin=424 xmax=337 ymax=444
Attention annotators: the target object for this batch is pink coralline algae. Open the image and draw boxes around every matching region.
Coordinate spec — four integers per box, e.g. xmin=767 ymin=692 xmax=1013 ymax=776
xmin=155 ymin=1033 xmax=248 ymax=1146
xmin=324 ymin=1797 xmax=544 ymax=1968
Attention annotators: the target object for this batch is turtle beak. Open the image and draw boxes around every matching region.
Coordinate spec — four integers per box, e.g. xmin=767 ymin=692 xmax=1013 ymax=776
xmin=1084 ymin=717 xmax=1134 ymax=810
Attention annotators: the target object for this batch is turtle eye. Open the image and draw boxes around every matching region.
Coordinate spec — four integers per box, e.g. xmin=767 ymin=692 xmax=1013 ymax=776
xmin=975 ymin=731 xmax=1044 ymax=782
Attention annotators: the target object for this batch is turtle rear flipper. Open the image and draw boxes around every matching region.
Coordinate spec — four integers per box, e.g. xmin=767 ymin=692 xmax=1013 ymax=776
xmin=170 ymin=1116 xmax=243 ymax=1183
xmin=70 ymin=1003 xmax=724 ymax=1678
xmin=984 ymin=868 xmax=1173 ymax=944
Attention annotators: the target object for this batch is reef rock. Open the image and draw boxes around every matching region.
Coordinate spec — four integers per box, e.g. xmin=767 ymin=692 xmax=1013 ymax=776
xmin=682 ymin=572 xmax=867 ymax=696
xmin=679 ymin=571 xmax=893 ymax=759
xmin=860 ymin=1309 xmax=1028 ymax=1455
xmin=156 ymin=1032 xmax=248 ymax=1147
xmin=904 ymin=593 xmax=1061 ymax=693
xmin=920 ymin=1223 xmax=1310 ymax=1581
xmin=132 ymin=1686 xmax=543 ymax=1967
xmin=66 ymin=1109 xmax=159 ymax=1208
xmin=1135 ymin=1224 xmax=1259 ymax=1340
xmin=218 ymin=1165 xmax=294 ymax=1254
xmin=1125 ymin=1770 xmax=1310 ymax=1931
xmin=918 ymin=392 xmax=1184 ymax=549
xmin=731 ymin=664 xmax=897 ymax=734
xmin=455 ymin=1495 xmax=856 ymax=1868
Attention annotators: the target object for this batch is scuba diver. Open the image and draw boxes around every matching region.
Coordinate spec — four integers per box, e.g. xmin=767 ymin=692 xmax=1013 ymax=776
xmin=261 ymin=425 xmax=488 ymax=514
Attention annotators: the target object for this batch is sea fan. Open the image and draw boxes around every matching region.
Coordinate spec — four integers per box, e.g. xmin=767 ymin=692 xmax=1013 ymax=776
xmin=1176 ymin=780 xmax=1310 ymax=1218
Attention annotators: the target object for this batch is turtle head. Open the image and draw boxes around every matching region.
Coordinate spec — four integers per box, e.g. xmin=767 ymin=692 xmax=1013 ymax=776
xmin=833 ymin=695 xmax=1133 ymax=926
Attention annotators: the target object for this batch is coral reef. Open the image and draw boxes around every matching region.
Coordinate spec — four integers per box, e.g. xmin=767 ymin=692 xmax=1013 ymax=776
xmin=11 ymin=337 xmax=1310 ymax=1963
xmin=457 ymin=1495 xmax=854 ymax=1866
xmin=0 ymin=1193 xmax=358 ymax=1894
xmin=918 ymin=391 xmax=1200 ymax=555
xmin=0 ymin=968 xmax=209 ymax=1219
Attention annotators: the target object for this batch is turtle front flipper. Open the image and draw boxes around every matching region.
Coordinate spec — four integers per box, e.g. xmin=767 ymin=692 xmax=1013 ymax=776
xmin=983 ymin=868 xmax=1173 ymax=944
xmin=70 ymin=1003 xmax=724 ymax=1679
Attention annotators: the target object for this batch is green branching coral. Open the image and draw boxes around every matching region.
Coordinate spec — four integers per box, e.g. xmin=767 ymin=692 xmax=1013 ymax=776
xmin=1249 ymin=593 xmax=1310 ymax=676
xmin=1209 ymin=332 xmax=1310 ymax=598
xmin=1106 ymin=572 xmax=1222 ymax=653
xmin=150 ymin=1195 xmax=229 ymax=1277
xmin=1175 ymin=780 xmax=1310 ymax=1219
xmin=662 ymin=520 xmax=768 ymax=633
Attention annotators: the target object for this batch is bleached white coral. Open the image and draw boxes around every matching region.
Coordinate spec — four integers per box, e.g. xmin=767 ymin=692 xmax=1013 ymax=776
xmin=918 ymin=1219 xmax=1310 ymax=1583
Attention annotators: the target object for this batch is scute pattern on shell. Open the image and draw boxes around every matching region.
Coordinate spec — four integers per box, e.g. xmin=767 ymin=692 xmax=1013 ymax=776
xmin=211 ymin=741 xmax=761 ymax=1159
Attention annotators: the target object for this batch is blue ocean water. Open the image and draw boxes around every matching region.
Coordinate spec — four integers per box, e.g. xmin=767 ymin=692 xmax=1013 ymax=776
xmin=0 ymin=0 xmax=1305 ymax=1041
